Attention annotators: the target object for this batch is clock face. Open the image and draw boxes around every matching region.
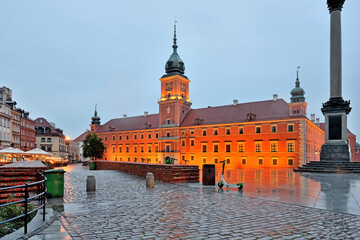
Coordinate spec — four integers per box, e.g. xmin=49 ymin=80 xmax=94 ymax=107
xmin=180 ymin=83 xmax=185 ymax=92
xmin=166 ymin=82 xmax=173 ymax=91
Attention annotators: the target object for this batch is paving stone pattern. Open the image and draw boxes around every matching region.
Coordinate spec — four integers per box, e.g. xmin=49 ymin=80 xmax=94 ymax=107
xmin=54 ymin=164 xmax=360 ymax=239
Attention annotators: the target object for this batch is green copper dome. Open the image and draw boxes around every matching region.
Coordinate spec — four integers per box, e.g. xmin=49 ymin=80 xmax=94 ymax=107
xmin=290 ymin=68 xmax=305 ymax=103
xmin=91 ymin=105 xmax=101 ymax=125
xmin=163 ymin=23 xmax=187 ymax=78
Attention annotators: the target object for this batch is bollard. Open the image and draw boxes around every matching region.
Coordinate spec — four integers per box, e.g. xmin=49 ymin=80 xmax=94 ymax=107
xmin=86 ymin=176 xmax=96 ymax=192
xmin=146 ymin=172 xmax=154 ymax=188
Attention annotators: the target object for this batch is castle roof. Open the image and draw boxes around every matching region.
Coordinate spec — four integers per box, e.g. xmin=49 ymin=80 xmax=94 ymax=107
xmin=96 ymin=114 xmax=159 ymax=133
xmin=181 ymin=99 xmax=292 ymax=127
xmin=96 ymin=98 xmax=296 ymax=133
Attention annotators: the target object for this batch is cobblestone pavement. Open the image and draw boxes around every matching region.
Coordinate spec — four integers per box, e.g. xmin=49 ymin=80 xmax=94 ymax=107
xmin=37 ymin=164 xmax=360 ymax=240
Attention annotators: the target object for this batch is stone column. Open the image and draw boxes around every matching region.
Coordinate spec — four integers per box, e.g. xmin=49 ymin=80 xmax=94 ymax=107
xmin=320 ymin=0 xmax=351 ymax=162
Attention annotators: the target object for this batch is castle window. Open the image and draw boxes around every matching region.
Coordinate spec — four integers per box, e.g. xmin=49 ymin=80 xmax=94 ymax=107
xmin=166 ymin=132 xmax=170 ymax=137
xmin=181 ymin=131 xmax=185 ymax=135
xmin=214 ymin=157 xmax=218 ymax=163
xmin=226 ymin=128 xmax=230 ymax=135
xmin=256 ymin=127 xmax=261 ymax=133
xmin=190 ymin=130 xmax=194 ymax=135
xmin=202 ymin=144 xmax=207 ymax=153
xmin=202 ymin=130 xmax=206 ymax=136
xmin=119 ymin=135 xmax=122 ymax=140
xmin=166 ymin=145 xmax=171 ymax=152
xmin=191 ymin=139 xmax=195 ymax=146
xmin=214 ymin=129 xmax=218 ymax=135
xmin=272 ymin=158 xmax=278 ymax=166
xmin=288 ymin=125 xmax=294 ymax=132
xmin=226 ymin=144 xmax=231 ymax=152
xmin=181 ymin=140 xmax=185 ymax=146
xmin=288 ymin=158 xmax=294 ymax=166
xmin=126 ymin=146 xmax=129 ymax=153
xmin=202 ymin=157 xmax=207 ymax=164
xmin=239 ymin=128 xmax=244 ymax=134
xmin=156 ymin=133 xmax=159 ymax=138
xmin=104 ymin=136 xmax=107 ymax=141
xmin=134 ymin=134 xmax=137 ymax=140
xmin=258 ymin=158 xmax=263 ymax=165
xmin=148 ymin=133 xmax=151 ymax=139
xmin=141 ymin=134 xmax=143 ymax=139
xmin=213 ymin=144 xmax=219 ymax=153
xmin=167 ymin=119 xmax=171 ymax=125
xmin=119 ymin=146 xmax=122 ymax=153
xmin=112 ymin=146 xmax=115 ymax=153
xmin=134 ymin=146 xmax=137 ymax=153
xmin=190 ymin=154 xmax=194 ymax=161
xmin=287 ymin=141 xmax=295 ymax=152
xmin=255 ymin=142 xmax=262 ymax=152
xmin=148 ymin=145 xmax=152 ymax=152
xmin=155 ymin=145 xmax=159 ymax=152
xmin=238 ymin=142 xmax=245 ymax=152
xmin=112 ymin=135 xmax=115 ymax=140
xmin=141 ymin=146 xmax=144 ymax=153
xmin=226 ymin=158 xmax=231 ymax=164
xmin=242 ymin=157 xmax=247 ymax=164
xmin=126 ymin=135 xmax=129 ymax=140
xmin=271 ymin=125 xmax=277 ymax=133
xmin=271 ymin=142 xmax=278 ymax=152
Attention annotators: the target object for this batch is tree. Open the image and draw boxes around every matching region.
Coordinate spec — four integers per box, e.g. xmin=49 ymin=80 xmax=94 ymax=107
xmin=82 ymin=133 xmax=105 ymax=160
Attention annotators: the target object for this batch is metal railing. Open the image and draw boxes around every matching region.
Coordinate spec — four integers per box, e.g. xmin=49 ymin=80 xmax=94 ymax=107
xmin=0 ymin=170 xmax=47 ymax=235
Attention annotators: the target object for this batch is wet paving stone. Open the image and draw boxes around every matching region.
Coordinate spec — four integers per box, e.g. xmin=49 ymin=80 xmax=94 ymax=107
xmin=43 ymin=164 xmax=360 ymax=239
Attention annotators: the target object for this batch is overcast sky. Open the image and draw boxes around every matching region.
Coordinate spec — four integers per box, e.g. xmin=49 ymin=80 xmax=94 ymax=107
xmin=0 ymin=0 xmax=359 ymax=140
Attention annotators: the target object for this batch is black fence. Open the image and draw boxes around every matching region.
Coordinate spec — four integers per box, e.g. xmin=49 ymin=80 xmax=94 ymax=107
xmin=0 ymin=171 xmax=47 ymax=234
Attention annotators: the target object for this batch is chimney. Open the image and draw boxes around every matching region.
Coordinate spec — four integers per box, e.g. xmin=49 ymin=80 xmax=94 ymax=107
xmin=233 ymin=99 xmax=238 ymax=105
xmin=144 ymin=111 xmax=148 ymax=117
xmin=316 ymin=118 xmax=320 ymax=124
xmin=123 ymin=114 xmax=127 ymax=119
xmin=273 ymin=94 xmax=278 ymax=101
xmin=311 ymin=114 xmax=315 ymax=122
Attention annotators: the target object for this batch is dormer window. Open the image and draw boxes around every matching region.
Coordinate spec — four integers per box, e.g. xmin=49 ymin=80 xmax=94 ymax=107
xmin=195 ymin=117 xmax=203 ymax=125
xmin=247 ymin=113 xmax=256 ymax=121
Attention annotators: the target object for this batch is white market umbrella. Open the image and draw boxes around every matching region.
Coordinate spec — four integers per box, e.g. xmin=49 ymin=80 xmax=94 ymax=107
xmin=25 ymin=148 xmax=52 ymax=155
xmin=0 ymin=147 xmax=26 ymax=154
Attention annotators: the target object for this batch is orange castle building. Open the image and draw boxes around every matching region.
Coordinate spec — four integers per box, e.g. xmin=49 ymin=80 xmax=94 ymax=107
xmin=85 ymin=26 xmax=325 ymax=169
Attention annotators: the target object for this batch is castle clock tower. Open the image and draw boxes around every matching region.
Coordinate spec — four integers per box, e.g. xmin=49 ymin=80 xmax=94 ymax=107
xmin=158 ymin=23 xmax=192 ymax=164
xmin=159 ymin=23 xmax=192 ymax=127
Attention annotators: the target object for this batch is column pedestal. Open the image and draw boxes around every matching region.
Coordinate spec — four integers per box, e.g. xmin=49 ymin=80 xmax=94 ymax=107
xmin=320 ymin=97 xmax=351 ymax=162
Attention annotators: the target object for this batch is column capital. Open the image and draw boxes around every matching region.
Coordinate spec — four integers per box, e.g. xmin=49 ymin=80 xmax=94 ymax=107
xmin=327 ymin=0 xmax=345 ymax=13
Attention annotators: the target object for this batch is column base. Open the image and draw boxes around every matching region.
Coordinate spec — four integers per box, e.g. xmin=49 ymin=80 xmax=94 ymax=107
xmin=320 ymin=143 xmax=350 ymax=162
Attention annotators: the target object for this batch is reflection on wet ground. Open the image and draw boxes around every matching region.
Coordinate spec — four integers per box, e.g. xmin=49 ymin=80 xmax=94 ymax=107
xmin=34 ymin=164 xmax=360 ymax=239
xmin=194 ymin=168 xmax=360 ymax=215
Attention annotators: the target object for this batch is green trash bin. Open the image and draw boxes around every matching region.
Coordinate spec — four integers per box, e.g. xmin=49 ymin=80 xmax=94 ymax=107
xmin=89 ymin=161 xmax=96 ymax=170
xmin=44 ymin=169 xmax=65 ymax=198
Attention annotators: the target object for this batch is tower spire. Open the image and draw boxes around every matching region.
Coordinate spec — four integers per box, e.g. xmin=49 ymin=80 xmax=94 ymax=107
xmin=91 ymin=104 xmax=101 ymax=125
xmin=164 ymin=21 xmax=186 ymax=77
xmin=296 ymin=66 xmax=300 ymax=88
xmin=173 ymin=20 xmax=178 ymax=53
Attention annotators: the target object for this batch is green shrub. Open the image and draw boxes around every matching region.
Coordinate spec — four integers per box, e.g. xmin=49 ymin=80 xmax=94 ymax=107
xmin=0 ymin=203 xmax=37 ymax=237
